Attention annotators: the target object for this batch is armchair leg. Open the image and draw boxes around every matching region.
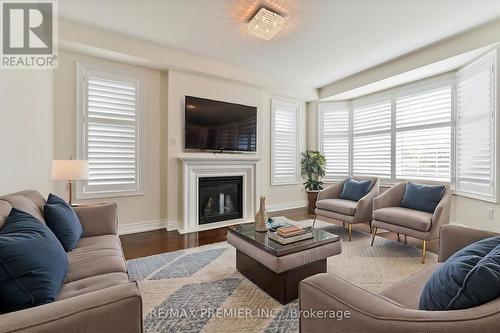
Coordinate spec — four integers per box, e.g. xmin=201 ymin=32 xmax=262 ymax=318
xmin=404 ymin=235 xmax=407 ymax=244
xmin=369 ymin=221 xmax=372 ymax=234
xmin=342 ymin=222 xmax=345 ymax=228
xmin=312 ymin=214 xmax=317 ymax=229
xmin=397 ymin=233 xmax=401 ymax=242
xmin=348 ymin=223 xmax=352 ymax=242
xmin=371 ymin=227 xmax=377 ymax=247
xmin=421 ymin=240 xmax=427 ymax=264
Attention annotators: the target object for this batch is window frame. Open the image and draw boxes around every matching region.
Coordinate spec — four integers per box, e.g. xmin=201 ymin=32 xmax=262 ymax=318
xmin=454 ymin=52 xmax=497 ymax=203
xmin=76 ymin=62 xmax=144 ymax=199
xmin=318 ymin=74 xmax=456 ymax=185
xmin=270 ymin=98 xmax=300 ymax=186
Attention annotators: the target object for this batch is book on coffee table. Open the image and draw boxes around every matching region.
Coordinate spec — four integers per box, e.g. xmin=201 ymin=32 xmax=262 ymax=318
xmin=268 ymin=231 xmax=314 ymax=244
xmin=276 ymin=225 xmax=307 ymax=238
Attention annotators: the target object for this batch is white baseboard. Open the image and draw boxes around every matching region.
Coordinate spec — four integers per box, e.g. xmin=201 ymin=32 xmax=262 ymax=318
xmin=117 ymin=200 xmax=308 ymax=235
xmin=266 ymin=200 xmax=308 ymax=213
xmin=118 ymin=219 xmax=166 ymax=235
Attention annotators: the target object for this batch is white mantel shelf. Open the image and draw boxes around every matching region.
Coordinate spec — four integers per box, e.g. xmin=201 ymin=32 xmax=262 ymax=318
xmin=179 ymin=156 xmax=261 ymax=234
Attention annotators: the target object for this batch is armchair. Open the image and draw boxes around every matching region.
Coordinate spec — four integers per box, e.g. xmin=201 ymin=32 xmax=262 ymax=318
xmin=370 ymin=182 xmax=451 ymax=263
xmin=314 ymin=177 xmax=379 ymax=241
xmin=299 ymin=224 xmax=500 ymax=333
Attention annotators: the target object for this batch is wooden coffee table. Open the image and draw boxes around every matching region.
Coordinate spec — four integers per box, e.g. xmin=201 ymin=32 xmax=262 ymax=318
xmin=227 ymin=220 xmax=341 ymax=304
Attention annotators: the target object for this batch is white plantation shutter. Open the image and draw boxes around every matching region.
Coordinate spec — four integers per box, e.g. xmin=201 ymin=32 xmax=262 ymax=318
xmin=352 ymin=100 xmax=391 ymax=178
xmin=319 ymin=102 xmax=349 ymax=180
xmin=78 ymin=65 xmax=142 ymax=198
xmin=456 ymin=53 xmax=496 ymax=200
xmin=395 ymin=86 xmax=452 ymax=181
xmin=271 ymin=100 xmax=299 ymax=185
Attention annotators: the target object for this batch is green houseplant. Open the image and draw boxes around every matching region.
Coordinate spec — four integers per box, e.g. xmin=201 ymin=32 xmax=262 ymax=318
xmin=300 ymin=151 xmax=326 ymax=213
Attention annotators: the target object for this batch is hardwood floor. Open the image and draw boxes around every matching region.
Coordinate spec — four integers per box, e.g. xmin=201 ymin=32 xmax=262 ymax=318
xmin=120 ymin=208 xmax=438 ymax=260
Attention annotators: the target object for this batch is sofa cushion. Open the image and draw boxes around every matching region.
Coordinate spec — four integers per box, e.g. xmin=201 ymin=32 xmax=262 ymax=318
xmin=0 ymin=194 xmax=46 ymax=223
xmin=340 ymin=178 xmax=371 ymax=202
xmin=373 ymin=207 xmax=432 ymax=232
xmin=0 ymin=208 xmax=68 ymax=312
xmin=0 ymin=200 xmax=11 ymax=229
xmin=44 ymin=193 xmax=83 ymax=252
xmin=316 ymin=199 xmax=357 ymax=216
xmin=380 ymin=263 xmax=442 ymax=309
xmin=419 ymin=236 xmax=500 ymax=311
xmin=57 ymin=272 xmax=129 ymax=301
xmin=65 ymin=235 xmax=126 ymax=282
xmin=401 ymin=182 xmax=445 ymax=213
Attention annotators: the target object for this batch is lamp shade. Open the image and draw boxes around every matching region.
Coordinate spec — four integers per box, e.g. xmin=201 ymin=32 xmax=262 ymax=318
xmin=51 ymin=160 xmax=89 ymax=180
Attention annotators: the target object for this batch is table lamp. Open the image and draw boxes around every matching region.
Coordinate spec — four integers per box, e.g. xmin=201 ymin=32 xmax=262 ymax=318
xmin=51 ymin=160 xmax=89 ymax=205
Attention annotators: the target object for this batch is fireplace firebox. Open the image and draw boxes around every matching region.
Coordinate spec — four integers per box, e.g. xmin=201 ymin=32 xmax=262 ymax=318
xmin=198 ymin=176 xmax=243 ymax=224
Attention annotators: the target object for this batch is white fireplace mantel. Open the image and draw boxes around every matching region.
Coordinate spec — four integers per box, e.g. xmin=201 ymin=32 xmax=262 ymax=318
xmin=179 ymin=156 xmax=260 ymax=233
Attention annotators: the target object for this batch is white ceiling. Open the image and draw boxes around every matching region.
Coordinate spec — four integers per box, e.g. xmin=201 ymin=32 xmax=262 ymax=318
xmin=59 ymin=0 xmax=500 ymax=89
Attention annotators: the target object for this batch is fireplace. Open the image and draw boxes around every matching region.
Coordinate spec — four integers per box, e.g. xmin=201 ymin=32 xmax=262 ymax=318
xmin=198 ymin=176 xmax=243 ymax=225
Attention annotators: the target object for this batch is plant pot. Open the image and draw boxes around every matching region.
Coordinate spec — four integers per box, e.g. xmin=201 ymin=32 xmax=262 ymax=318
xmin=307 ymin=190 xmax=319 ymax=214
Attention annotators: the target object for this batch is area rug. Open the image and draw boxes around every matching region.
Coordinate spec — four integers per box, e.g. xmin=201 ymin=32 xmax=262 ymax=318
xmin=126 ymin=220 xmax=437 ymax=333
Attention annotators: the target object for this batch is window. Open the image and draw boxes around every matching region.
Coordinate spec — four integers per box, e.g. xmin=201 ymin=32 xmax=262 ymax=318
xmin=271 ymin=99 xmax=299 ymax=185
xmin=352 ymin=99 xmax=392 ymax=178
xmin=456 ymin=53 xmax=496 ymax=201
xmin=77 ymin=63 xmax=143 ymax=198
xmin=318 ymin=102 xmax=350 ymax=180
xmin=395 ymin=86 xmax=452 ymax=181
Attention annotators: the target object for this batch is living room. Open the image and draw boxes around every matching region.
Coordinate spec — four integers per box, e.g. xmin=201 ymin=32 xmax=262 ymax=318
xmin=1 ymin=1 xmax=500 ymax=332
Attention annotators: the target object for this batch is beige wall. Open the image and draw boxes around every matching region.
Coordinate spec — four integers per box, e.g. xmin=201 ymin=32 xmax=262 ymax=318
xmin=53 ymin=50 xmax=164 ymax=226
xmin=0 ymin=70 xmax=54 ymax=196
xmin=166 ymin=70 xmax=307 ymax=224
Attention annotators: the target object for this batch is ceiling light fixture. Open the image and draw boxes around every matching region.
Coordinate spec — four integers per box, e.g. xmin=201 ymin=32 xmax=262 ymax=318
xmin=248 ymin=8 xmax=284 ymax=40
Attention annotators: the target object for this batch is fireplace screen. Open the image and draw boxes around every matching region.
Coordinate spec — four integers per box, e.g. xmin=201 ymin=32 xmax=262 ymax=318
xmin=198 ymin=176 xmax=243 ymax=224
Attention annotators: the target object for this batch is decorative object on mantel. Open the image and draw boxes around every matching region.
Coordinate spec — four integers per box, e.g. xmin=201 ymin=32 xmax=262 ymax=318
xmin=300 ymin=151 xmax=326 ymax=214
xmin=255 ymin=196 xmax=268 ymax=232
xmin=51 ymin=159 xmax=89 ymax=205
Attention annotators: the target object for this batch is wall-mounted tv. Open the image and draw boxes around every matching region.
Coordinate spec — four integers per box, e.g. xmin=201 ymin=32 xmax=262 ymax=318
xmin=185 ymin=96 xmax=257 ymax=152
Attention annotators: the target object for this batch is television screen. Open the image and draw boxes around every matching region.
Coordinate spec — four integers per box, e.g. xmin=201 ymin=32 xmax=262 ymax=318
xmin=185 ymin=96 xmax=257 ymax=152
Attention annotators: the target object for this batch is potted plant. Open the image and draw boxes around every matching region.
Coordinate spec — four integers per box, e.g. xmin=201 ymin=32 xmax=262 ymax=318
xmin=300 ymin=150 xmax=326 ymax=214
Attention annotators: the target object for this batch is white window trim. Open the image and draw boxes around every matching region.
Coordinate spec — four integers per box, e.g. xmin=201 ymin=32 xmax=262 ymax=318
xmin=76 ymin=62 xmax=145 ymax=199
xmin=271 ymin=98 xmax=300 ymax=186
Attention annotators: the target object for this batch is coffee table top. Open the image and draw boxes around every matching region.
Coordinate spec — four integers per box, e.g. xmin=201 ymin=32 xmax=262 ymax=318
xmin=227 ymin=219 xmax=340 ymax=257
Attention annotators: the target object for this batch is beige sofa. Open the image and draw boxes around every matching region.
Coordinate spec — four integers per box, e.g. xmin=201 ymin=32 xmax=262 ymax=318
xmin=314 ymin=177 xmax=379 ymax=241
xmin=0 ymin=191 xmax=142 ymax=333
xmin=299 ymin=224 xmax=500 ymax=332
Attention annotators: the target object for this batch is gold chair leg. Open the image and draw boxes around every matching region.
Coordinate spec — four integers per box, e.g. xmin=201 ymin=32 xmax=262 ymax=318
xmin=371 ymin=227 xmax=377 ymax=247
xmin=312 ymin=214 xmax=317 ymax=229
xmin=404 ymin=235 xmax=407 ymax=244
xmin=421 ymin=240 xmax=427 ymax=264
xmin=348 ymin=223 xmax=352 ymax=242
xmin=397 ymin=233 xmax=401 ymax=242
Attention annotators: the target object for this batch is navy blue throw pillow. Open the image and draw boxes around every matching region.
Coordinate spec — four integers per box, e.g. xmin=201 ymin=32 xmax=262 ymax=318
xmin=0 ymin=208 xmax=69 ymax=313
xmin=401 ymin=182 xmax=445 ymax=213
xmin=340 ymin=178 xmax=372 ymax=202
xmin=419 ymin=236 xmax=500 ymax=311
xmin=44 ymin=193 xmax=83 ymax=252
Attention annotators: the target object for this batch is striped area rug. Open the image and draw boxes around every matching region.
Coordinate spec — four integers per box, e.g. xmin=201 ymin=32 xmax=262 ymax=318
xmin=126 ymin=220 xmax=437 ymax=333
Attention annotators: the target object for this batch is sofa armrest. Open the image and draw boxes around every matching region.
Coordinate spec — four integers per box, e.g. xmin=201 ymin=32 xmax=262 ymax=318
xmin=74 ymin=203 xmax=118 ymax=237
xmin=353 ymin=181 xmax=379 ymax=223
xmin=0 ymin=282 xmax=142 ymax=333
xmin=317 ymin=181 xmax=345 ymax=201
xmin=373 ymin=182 xmax=406 ymax=211
xmin=438 ymin=224 xmax=499 ymax=262
xmin=300 ymin=273 xmax=500 ymax=332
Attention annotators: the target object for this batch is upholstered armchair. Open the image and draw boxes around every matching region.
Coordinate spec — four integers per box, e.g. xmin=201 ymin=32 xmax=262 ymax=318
xmin=300 ymin=225 xmax=500 ymax=333
xmin=314 ymin=177 xmax=379 ymax=241
xmin=371 ymin=182 xmax=451 ymax=263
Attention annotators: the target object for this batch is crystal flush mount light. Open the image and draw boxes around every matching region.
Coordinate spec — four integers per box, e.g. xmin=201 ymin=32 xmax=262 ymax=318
xmin=248 ymin=8 xmax=285 ymax=40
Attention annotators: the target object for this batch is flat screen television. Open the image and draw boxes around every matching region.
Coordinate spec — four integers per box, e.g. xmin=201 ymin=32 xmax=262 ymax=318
xmin=185 ymin=96 xmax=257 ymax=152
